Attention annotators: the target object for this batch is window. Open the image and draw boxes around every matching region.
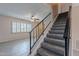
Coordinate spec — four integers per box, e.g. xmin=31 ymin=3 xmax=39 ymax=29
xmin=24 ymin=24 xmax=27 ymax=32
xmin=12 ymin=22 xmax=17 ymax=33
xmin=12 ymin=21 xmax=32 ymax=33
xmin=17 ymin=22 xmax=20 ymax=32
xmin=21 ymin=23 xmax=24 ymax=32
xmin=27 ymin=24 xmax=32 ymax=32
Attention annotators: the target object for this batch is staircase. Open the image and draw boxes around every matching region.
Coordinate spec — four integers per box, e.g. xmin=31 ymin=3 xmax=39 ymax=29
xmin=35 ymin=12 xmax=68 ymax=56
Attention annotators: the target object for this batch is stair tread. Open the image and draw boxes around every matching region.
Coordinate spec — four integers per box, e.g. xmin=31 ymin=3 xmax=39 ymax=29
xmin=53 ymin=24 xmax=66 ymax=27
xmin=50 ymin=30 xmax=64 ymax=32
xmin=52 ymin=26 xmax=65 ymax=28
xmin=35 ymin=54 xmax=40 ymax=56
xmin=47 ymin=33 xmax=64 ymax=40
xmin=53 ymin=25 xmax=65 ymax=27
xmin=37 ymin=48 xmax=59 ymax=56
xmin=44 ymin=37 xmax=65 ymax=47
xmin=42 ymin=42 xmax=65 ymax=51
xmin=49 ymin=30 xmax=64 ymax=34
xmin=52 ymin=26 xmax=65 ymax=29
xmin=54 ymin=23 xmax=66 ymax=25
xmin=55 ymin=22 xmax=66 ymax=24
xmin=41 ymin=42 xmax=65 ymax=55
xmin=48 ymin=33 xmax=64 ymax=35
xmin=45 ymin=37 xmax=65 ymax=42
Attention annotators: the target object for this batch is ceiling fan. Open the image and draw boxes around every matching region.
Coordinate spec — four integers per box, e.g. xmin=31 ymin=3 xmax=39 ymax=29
xmin=31 ymin=15 xmax=39 ymax=22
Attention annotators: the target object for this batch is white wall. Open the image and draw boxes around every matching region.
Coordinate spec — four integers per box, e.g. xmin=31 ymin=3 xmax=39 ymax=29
xmin=0 ymin=16 xmax=32 ymax=42
xmin=58 ymin=3 xmax=71 ymax=14
xmin=58 ymin=3 xmax=61 ymax=14
xmin=71 ymin=3 xmax=79 ymax=56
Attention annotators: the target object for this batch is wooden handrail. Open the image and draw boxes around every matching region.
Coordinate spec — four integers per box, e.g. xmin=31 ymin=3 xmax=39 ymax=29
xmin=29 ymin=12 xmax=51 ymax=54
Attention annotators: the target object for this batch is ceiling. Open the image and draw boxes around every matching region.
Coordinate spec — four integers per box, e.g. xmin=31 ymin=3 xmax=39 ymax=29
xmin=0 ymin=3 xmax=51 ymax=20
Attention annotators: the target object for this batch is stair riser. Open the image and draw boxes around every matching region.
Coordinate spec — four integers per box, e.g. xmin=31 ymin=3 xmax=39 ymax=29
xmin=54 ymin=22 xmax=66 ymax=25
xmin=44 ymin=39 xmax=65 ymax=47
xmin=37 ymin=48 xmax=59 ymax=56
xmin=53 ymin=24 xmax=65 ymax=27
xmin=35 ymin=53 xmax=41 ymax=56
xmin=49 ymin=31 xmax=64 ymax=34
xmin=47 ymin=34 xmax=64 ymax=40
xmin=37 ymin=50 xmax=48 ymax=56
xmin=51 ymin=27 xmax=65 ymax=30
xmin=41 ymin=43 xmax=64 ymax=56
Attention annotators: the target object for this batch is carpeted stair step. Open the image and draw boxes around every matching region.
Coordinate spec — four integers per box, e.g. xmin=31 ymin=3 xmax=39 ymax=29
xmin=35 ymin=54 xmax=40 ymax=56
xmin=49 ymin=30 xmax=64 ymax=34
xmin=53 ymin=25 xmax=65 ymax=28
xmin=53 ymin=23 xmax=66 ymax=27
xmin=44 ymin=37 xmax=65 ymax=47
xmin=41 ymin=42 xmax=65 ymax=56
xmin=54 ymin=22 xmax=66 ymax=24
xmin=37 ymin=48 xmax=59 ymax=56
xmin=51 ymin=26 xmax=65 ymax=30
xmin=47 ymin=33 xmax=64 ymax=40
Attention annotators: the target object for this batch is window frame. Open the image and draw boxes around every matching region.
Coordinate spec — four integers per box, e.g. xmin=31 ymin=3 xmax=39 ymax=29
xmin=12 ymin=21 xmax=32 ymax=33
